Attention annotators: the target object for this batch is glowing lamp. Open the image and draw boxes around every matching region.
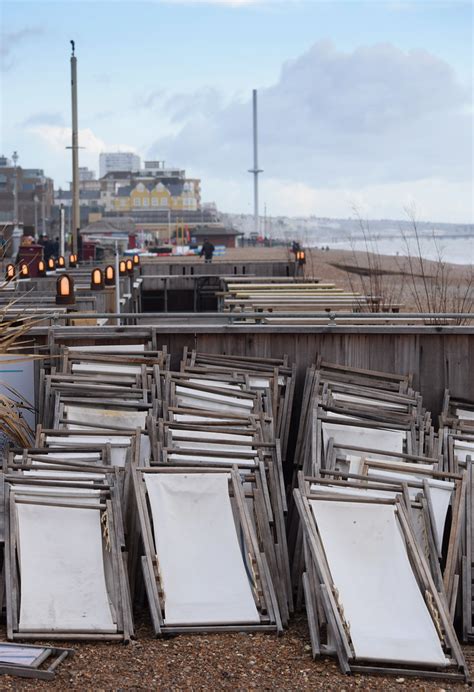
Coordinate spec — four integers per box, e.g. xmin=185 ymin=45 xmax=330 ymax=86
xmin=90 ymin=267 xmax=104 ymax=290
xmin=19 ymin=263 xmax=29 ymax=278
xmin=5 ymin=264 xmax=15 ymax=281
xmin=104 ymin=265 xmax=115 ymax=286
xmin=126 ymin=258 xmax=133 ymax=275
xmin=119 ymin=260 xmax=127 ymax=276
xmin=296 ymin=250 xmax=306 ymax=265
xmin=56 ymin=274 xmax=75 ymax=305
xmin=47 ymin=258 xmax=56 ymax=271
xmin=69 ymin=254 xmax=77 ymax=268
xmin=133 ymin=253 xmax=140 ymax=267
xmin=56 ymin=256 xmax=66 ymax=269
xmin=37 ymin=260 xmax=47 ymax=277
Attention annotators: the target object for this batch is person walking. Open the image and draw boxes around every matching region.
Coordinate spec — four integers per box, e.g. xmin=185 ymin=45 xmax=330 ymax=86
xmin=200 ymin=238 xmax=215 ymax=264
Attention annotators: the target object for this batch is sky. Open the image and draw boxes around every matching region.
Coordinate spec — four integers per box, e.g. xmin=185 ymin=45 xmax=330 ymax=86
xmin=0 ymin=0 xmax=473 ymax=223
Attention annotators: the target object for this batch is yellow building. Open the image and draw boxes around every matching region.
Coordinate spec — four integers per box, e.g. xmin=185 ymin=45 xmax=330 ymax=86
xmin=113 ymin=180 xmax=199 ymax=213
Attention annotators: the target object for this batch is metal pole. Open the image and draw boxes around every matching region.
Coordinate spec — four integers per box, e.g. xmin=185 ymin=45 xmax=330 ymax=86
xmin=12 ymin=151 xmax=19 ymax=225
xmin=114 ymin=240 xmax=120 ymax=326
xmin=41 ymin=194 xmax=46 ymax=236
xmin=70 ymin=42 xmax=80 ymax=255
xmin=248 ymin=90 xmax=263 ymax=238
xmin=34 ymin=196 xmax=38 ymax=238
xmin=253 ymin=89 xmax=258 ymax=236
xmin=67 ymin=203 xmax=71 ymax=237
xmin=60 ymin=204 xmax=65 ymax=256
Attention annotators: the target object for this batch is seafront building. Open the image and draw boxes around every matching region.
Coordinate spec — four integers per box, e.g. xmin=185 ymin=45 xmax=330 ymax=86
xmin=52 ymin=156 xmax=240 ymax=246
xmin=99 ymin=151 xmax=141 ymax=178
xmin=0 ymin=151 xmax=239 ymax=247
xmin=0 ymin=155 xmax=54 ymax=232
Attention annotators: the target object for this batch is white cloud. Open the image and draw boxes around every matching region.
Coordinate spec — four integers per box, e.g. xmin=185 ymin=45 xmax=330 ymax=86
xmin=27 ymin=125 xmax=141 ymax=185
xmin=204 ymin=175 xmax=473 ymax=223
xmin=29 ymin=125 xmax=104 ymax=154
xmin=263 ymin=177 xmax=473 ymax=222
xmin=147 ymin=40 xmax=472 ymax=220
xmin=29 ymin=125 xmax=138 ymax=156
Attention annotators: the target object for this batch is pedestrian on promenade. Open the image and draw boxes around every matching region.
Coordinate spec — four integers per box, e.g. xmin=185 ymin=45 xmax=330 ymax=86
xmin=200 ymin=238 xmax=215 ymax=264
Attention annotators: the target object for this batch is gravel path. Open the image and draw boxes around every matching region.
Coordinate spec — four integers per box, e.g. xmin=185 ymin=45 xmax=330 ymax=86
xmin=0 ymin=614 xmax=471 ymax=690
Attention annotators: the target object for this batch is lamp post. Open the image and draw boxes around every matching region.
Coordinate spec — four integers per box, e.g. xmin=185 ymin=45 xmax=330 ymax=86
xmin=41 ymin=193 xmax=46 ymax=236
xmin=11 ymin=151 xmax=23 ymax=259
xmin=114 ymin=241 xmax=120 ymax=326
xmin=60 ymin=203 xmax=65 ymax=256
xmin=33 ymin=195 xmax=39 ymax=239
xmin=12 ymin=151 xmax=18 ymax=226
xmin=69 ymin=40 xmax=80 ymax=255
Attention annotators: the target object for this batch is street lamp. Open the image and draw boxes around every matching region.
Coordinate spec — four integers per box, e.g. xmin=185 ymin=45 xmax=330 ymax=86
xmin=34 ymin=195 xmax=39 ymax=239
xmin=11 ymin=151 xmax=23 ymax=260
xmin=56 ymin=274 xmax=75 ymax=305
xmin=12 ymin=151 xmax=18 ymax=226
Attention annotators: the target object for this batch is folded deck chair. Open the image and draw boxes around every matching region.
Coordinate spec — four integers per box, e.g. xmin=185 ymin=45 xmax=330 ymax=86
xmin=5 ymin=476 xmax=133 ymax=642
xmin=135 ymin=467 xmax=282 ymax=635
xmin=0 ymin=642 xmax=73 ymax=681
xmin=294 ymin=481 xmax=469 ymax=682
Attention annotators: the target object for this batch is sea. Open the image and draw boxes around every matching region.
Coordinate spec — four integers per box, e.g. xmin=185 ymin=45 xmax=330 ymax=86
xmin=310 ymin=234 xmax=474 ymax=266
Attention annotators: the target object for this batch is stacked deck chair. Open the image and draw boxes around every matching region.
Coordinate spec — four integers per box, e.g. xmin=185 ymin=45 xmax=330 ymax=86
xmin=180 ymin=349 xmax=296 ymax=465
xmin=36 ymin=344 xmax=170 ymax=589
xmin=289 ymin=359 xmax=470 ymax=682
xmin=133 ymin=350 xmax=293 ymax=635
xmin=293 ymin=474 xmax=469 ymax=682
xmin=440 ymin=392 xmax=474 ymax=642
xmin=3 ymin=451 xmax=133 ymax=642
xmin=1 ymin=342 xmax=170 ymax=642
xmin=289 ymin=360 xmax=431 ymax=596
xmin=219 ymin=279 xmax=369 ymax=313
xmin=41 ymin=345 xmax=170 ymax=464
xmin=441 ymin=391 xmax=474 ymax=431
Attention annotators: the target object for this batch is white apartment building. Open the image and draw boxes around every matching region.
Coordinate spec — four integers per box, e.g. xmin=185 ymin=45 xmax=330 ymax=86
xmin=99 ymin=152 xmax=141 ymax=178
xmin=79 ymin=166 xmax=96 ymax=181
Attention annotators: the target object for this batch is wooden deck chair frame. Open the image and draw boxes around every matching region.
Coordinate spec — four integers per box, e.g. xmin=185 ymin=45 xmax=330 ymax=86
xmin=5 ymin=446 xmax=112 ymax=471
xmin=0 ymin=642 xmax=73 ymax=681
xmin=133 ymin=465 xmax=283 ymax=636
xmin=315 ymin=465 xmax=464 ymax=615
xmin=462 ymin=457 xmax=474 ymax=642
xmin=316 ymin=357 xmax=412 ymax=393
xmin=293 ymin=474 xmax=470 ymax=683
xmin=154 ymin=442 xmax=292 ymax=621
xmin=314 ymin=408 xmax=413 ymax=474
xmin=4 ymin=473 xmax=134 ymax=643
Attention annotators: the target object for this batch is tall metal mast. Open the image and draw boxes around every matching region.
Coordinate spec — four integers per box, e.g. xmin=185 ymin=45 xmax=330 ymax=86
xmin=12 ymin=150 xmax=19 ymax=226
xmin=248 ymin=89 xmax=263 ymax=237
xmin=70 ymin=40 xmax=80 ymax=255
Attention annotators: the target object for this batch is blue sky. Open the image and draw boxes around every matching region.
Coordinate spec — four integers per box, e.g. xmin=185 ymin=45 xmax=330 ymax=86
xmin=1 ymin=0 xmax=473 ymax=222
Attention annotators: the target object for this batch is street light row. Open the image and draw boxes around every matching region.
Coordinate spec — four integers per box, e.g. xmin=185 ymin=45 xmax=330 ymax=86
xmin=5 ymin=254 xmax=141 ymax=305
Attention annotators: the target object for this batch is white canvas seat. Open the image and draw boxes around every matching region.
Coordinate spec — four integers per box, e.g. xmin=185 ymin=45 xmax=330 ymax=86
xmin=322 ymin=422 xmax=406 ymax=457
xmin=309 ymin=498 xmax=448 ymax=666
xmin=16 ymin=501 xmax=116 ymax=633
xmin=63 ymin=405 xmax=147 ymax=431
xmin=144 ymin=473 xmax=260 ymax=626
